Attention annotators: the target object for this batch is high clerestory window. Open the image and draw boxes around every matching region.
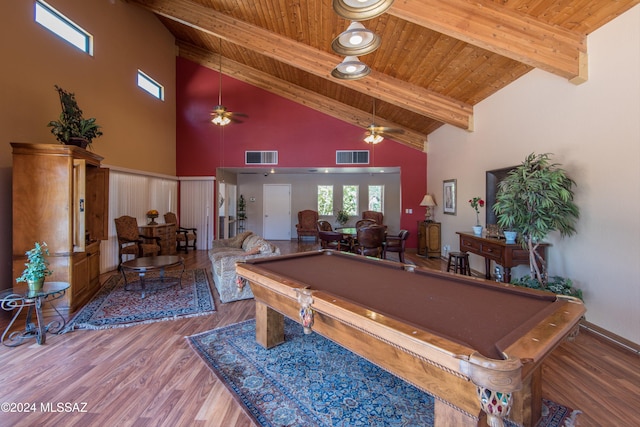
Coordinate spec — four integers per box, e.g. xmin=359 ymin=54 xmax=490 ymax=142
xmin=137 ymin=70 xmax=165 ymax=101
xmin=35 ymin=0 xmax=93 ymax=55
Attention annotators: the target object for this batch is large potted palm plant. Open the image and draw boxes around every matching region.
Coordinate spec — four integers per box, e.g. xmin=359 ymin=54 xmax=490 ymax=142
xmin=492 ymin=153 xmax=580 ymax=288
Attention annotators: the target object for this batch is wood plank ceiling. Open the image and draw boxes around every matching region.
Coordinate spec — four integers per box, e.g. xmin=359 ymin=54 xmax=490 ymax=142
xmin=128 ymin=0 xmax=637 ymax=151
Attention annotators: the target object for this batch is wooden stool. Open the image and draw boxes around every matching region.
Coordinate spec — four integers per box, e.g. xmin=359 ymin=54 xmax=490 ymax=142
xmin=447 ymin=252 xmax=471 ymax=276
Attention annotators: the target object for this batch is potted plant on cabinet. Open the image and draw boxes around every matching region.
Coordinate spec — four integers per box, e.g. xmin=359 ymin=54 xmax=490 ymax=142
xmin=47 ymin=85 xmax=102 ymax=149
xmin=16 ymin=242 xmax=53 ymax=292
xmin=493 ymin=153 xmax=580 ymax=289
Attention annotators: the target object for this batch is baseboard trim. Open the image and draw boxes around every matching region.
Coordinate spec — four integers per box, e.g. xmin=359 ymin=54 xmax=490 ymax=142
xmin=580 ymin=320 xmax=639 ymax=355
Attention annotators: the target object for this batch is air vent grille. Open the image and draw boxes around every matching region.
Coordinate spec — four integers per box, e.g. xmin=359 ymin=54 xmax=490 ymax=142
xmin=245 ymin=151 xmax=278 ymax=165
xmin=336 ymin=150 xmax=369 ymax=164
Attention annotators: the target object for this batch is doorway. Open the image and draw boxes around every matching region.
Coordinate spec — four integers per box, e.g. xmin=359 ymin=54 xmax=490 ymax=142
xmin=263 ymin=184 xmax=291 ymax=240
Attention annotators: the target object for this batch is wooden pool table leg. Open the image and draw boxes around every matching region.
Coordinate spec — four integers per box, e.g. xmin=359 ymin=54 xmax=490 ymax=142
xmin=255 ymin=301 xmax=284 ymax=349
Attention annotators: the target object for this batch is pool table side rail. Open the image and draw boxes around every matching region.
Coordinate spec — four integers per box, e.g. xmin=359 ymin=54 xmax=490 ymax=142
xmin=502 ymin=296 xmax=585 ymax=375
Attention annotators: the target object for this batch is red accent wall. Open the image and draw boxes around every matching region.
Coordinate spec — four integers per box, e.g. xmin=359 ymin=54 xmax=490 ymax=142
xmin=176 ymin=58 xmax=427 ymax=247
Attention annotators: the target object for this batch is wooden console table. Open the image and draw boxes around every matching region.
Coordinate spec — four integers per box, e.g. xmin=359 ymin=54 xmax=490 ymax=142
xmin=139 ymin=223 xmax=177 ymax=255
xmin=457 ymin=232 xmax=549 ymax=283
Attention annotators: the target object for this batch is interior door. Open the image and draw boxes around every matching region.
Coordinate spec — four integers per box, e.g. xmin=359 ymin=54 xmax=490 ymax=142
xmin=263 ymin=184 xmax=291 ymax=240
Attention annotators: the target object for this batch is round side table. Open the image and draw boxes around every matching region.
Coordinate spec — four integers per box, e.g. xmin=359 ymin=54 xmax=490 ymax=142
xmin=1 ymin=281 xmax=69 ymax=346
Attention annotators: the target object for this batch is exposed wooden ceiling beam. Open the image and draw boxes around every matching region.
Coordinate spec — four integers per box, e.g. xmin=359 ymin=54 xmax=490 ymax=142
xmin=389 ymin=0 xmax=588 ymax=84
xmin=178 ymin=42 xmax=427 ymax=151
xmin=129 ymin=0 xmax=473 ymax=130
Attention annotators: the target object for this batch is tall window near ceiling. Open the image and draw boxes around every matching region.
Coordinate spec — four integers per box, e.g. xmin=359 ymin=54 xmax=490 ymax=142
xmin=317 ymin=185 xmax=333 ymax=215
xmin=368 ymin=185 xmax=384 ymax=212
xmin=35 ymin=0 xmax=93 ymax=55
xmin=343 ymin=185 xmax=359 ymax=216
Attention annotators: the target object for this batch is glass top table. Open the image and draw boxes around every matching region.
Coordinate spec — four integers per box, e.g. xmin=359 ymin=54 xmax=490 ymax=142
xmin=120 ymin=255 xmax=185 ymax=298
xmin=1 ymin=281 xmax=70 ymax=346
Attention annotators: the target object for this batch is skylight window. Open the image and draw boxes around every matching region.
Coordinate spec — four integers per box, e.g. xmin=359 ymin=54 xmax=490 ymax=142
xmin=137 ymin=70 xmax=165 ymax=101
xmin=35 ymin=0 xmax=93 ymax=55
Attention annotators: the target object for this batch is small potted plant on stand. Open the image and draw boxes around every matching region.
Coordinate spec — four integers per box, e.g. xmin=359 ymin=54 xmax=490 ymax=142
xmin=469 ymin=196 xmax=484 ymax=235
xmin=16 ymin=242 xmax=53 ymax=292
xmin=47 ymin=85 xmax=103 ymax=149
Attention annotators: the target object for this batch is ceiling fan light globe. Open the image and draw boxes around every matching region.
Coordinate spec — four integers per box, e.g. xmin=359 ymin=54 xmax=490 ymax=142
xmin=364 ymin=133 xmax=384 ymax=144
xmin=212 ymin=115 xmax=231 ymax=126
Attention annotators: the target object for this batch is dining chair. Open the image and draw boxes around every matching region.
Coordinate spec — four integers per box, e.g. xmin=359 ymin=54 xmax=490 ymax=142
xmin=355 ymin=219 xmax=377 ymax=229
xmin=383 ymin=230 xmax=410 ymax=263
xmin=362 ymin=210 xmax=383 ymax=225
xmin=319 ymin=231 xmax=347 ymax=251
xmin=355 ymin=225 xmax=386 ymax=258
xmin=317 ymin=220 xmax=333 ymax=232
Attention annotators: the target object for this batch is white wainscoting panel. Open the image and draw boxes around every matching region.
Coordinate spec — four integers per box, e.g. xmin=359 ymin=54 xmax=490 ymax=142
xmin=179 ymin=179 xmax=215 ymax=251
xmin=100 ymin=170 xmax=178 ymax=272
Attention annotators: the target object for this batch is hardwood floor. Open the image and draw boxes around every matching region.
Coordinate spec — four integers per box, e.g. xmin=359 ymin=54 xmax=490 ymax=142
xmin=0 ymin=242 xmax=638 ymax=426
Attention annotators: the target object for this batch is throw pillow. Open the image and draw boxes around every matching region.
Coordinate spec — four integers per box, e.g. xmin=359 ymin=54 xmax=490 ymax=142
xmin=256 ymin=239 xmax=274 ymax=254
xmin=242 ymin=234 xmax=262 ymax=251
xmin=245 ymin=246 xmax=261 ymax=255
xmin=227 ymin=231 xmax=253 ymax=248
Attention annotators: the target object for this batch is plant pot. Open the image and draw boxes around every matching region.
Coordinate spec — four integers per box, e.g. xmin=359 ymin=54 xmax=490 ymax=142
xmin=27 ymin=278 xmax=45 ymax=292
xmin=67 ymin=137 xmax=89 ymax=149
xmin=504 ymin=231 xmax=517 ymax=244
xmin=472 ymin=225 xmax=483 ymax=236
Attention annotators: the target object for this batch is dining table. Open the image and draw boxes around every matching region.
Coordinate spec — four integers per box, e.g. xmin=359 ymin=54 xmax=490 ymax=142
xmin=335 ymin=227 xmax=358 ymax=251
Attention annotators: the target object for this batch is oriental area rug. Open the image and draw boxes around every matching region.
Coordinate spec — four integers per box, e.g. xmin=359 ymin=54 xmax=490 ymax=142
xmin=188 ymin=318 xmax=581 ymax=427
xmin=65 ymin=268 xmax=215 ymax=330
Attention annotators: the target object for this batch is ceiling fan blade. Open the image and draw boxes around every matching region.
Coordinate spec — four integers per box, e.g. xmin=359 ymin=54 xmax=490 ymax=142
xmin=368 ymin=124 xmax=404 ymax=134
xmin=380 ymin=128 xmax=405 ymax=134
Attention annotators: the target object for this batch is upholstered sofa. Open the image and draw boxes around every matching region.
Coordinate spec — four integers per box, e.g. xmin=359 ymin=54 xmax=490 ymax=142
xmin=208 ymin=231 xmax=281 ymax=303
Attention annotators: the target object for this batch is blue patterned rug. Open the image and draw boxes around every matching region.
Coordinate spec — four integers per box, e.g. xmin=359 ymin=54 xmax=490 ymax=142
xmin=65 ymin=269 xmax=215 ymax=330
xmin=188 ymin=318 xmax=580 ymax=427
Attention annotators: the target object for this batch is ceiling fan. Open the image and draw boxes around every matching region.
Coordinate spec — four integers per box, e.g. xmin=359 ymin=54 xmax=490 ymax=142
xmin=211 ymin=41 xmax=246 ymax=126
xmin=363 ymin=99 xmax=404 ymax=144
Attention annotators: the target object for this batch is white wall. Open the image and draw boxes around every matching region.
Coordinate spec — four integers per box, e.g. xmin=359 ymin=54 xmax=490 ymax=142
xmin=427 ymin=6 xmax=640 ymax=344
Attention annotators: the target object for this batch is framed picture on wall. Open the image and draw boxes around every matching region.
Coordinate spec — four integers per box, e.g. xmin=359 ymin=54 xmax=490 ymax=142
xmin=443 ymin=179 xmax=457 ymax=215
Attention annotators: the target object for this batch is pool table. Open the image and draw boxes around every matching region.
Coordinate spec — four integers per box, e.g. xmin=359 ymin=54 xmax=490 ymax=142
xmin=236 ymin=250 xmax=585 ymax=427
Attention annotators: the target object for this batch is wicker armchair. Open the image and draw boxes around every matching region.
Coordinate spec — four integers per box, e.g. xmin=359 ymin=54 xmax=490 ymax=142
xmin=296 ymin=210 xmax=319 ymax=242
xmin=164 ymin=212 xmax=197 ymax=253
xmin=114 ymin=215 xmax=161 ymax=268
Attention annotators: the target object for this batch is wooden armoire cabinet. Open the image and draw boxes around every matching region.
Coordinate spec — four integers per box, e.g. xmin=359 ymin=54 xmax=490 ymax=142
xmin=417 ymin=221 xmax=441 ymax=258
xmin=12 ymin=143 xmax=109 ymax=313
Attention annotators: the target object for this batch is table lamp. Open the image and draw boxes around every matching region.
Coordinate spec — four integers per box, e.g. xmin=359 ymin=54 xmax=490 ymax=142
xmin=420 ymin=194 xmax=437 ymax=222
